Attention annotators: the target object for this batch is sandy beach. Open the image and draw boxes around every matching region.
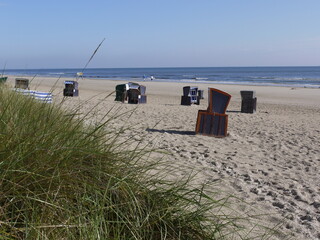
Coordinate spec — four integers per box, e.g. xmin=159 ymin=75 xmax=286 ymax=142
xmin=5 ymin=75 xmax=320 ymax=239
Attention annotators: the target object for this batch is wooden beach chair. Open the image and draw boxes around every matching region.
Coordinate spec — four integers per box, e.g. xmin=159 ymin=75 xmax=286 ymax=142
xmin=240 ymin=90 xmax=257 ymax=113
xmin=63 ymin=81 xmax=79 ymax=97
xmin=195 ymin=88 xmax=231 ymax=137
xmin=15 ymin=78 xmax=29 ymax=89
xmin=195 ymin=110 xmax=228 ymax=137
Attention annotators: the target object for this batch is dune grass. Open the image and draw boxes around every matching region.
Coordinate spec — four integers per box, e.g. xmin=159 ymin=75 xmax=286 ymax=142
xmin=0 ymin=85 xmax=281 ymax=240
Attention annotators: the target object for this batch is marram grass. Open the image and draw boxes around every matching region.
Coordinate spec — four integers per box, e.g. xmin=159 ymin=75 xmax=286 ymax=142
xmin=0 ymin=86 xmax=283 ymax=240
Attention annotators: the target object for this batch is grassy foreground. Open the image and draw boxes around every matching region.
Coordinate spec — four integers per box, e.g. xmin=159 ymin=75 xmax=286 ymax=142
xmin=0 ymin=86 xmax=278 ymax=240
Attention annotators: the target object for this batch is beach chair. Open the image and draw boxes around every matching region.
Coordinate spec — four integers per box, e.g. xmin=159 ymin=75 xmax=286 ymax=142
xmin=207 ymin=88 xmax=231 ymax=114
xmin=115 ymin=84 xmax=127 ymax=102
xmin=63 ymin=81 xmax=79 ymax=97
xmin=15 ymin=78 xmax=29 ymax=89
xmin=240 ymin=90 xmax=256 ymax=113
xmin=126 ymin=82 xmax=147 ymax=104
xmin=195 ymin=88 xmax=231 ymax=137
xmin=127 ymin=88 xmax=140 ymax=104
xmin=181 ymin=86 xmax=199 ymax=105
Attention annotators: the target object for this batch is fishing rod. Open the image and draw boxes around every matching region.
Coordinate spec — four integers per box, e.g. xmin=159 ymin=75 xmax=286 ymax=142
xmin=76 ymin=38 xmax=106 ymax=80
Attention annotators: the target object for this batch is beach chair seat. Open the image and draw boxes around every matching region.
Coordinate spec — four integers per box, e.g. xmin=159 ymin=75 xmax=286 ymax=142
xmin=241 ymin=98 xmax=257 ymax=113
xmin=181 ymin=96 xmax=191 ymax=105
xmin=195 ymin=110 xmax=228 ymax=137
xmin=128 ymin=89 xmax=140 ymax=104
xmin=207 ymin=88 xmax=231 ymax=114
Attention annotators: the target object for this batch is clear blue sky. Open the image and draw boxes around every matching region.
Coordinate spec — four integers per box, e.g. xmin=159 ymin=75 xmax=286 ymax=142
xmin=1 ymin=0 xmax=320 ymax=69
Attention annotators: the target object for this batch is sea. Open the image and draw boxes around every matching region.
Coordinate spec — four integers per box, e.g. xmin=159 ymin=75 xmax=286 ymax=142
xmin=4 ymin=66 xmax=320 ymax=88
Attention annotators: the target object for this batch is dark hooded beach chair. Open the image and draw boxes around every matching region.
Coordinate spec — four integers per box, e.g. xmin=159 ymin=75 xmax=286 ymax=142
xmin=128 ymin=89 xmax=140 ymax=104
xmin=15 ymin=78 xmax=29 ymax=89
xmin=195 ymin=88 xmax=231 ymax=137
xmin=240 ymin=90 xmax=256 ymax=113
xmin=63 ymin=81 xmax=79 ymax=97
xmin=115 ymin=84 xmax=127 ymax=102
xmin=181 ymin=86 xmax=199 ymax=105
xmin=127 ymin=82 xmax=140 ymax=104
xmin=126 ymin=82 xmax=147 ymax=104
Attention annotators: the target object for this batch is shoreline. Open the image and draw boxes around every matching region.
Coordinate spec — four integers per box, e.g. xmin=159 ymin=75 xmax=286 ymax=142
xmin=5 ymin=74 xmax=320 ymax=89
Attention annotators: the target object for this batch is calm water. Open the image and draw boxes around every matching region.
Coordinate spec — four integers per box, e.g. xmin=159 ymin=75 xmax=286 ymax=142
xmin=4 ymin=66 xmax=320 ymax=88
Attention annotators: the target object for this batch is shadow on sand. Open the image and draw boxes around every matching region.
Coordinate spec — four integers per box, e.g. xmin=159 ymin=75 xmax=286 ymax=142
xmin=146 ymin=128 xmax=196 ymax=136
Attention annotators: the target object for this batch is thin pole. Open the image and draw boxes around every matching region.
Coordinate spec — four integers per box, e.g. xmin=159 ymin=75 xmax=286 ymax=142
xmin=78 ymin=38 xmax=106 ymax=79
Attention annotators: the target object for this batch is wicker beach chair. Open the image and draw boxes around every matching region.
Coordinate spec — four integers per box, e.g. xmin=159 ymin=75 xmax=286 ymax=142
xmin=240 ymin=90 xmax=257 ymax=113
xmin=115 ymin=84 xmax=127 ymax=102
xmin=63 ymin=81 xmax=79 ymax=97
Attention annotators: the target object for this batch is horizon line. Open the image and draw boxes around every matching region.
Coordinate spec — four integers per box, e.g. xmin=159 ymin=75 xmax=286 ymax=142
xmin=5 ymin=65 xmax=320 ymax=70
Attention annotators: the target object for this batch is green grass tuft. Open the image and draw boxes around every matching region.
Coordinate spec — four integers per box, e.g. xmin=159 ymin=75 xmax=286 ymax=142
xmin=0 ymin=86 xmax=283 ymax=239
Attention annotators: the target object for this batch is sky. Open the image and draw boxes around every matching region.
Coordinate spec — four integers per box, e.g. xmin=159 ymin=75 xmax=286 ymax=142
xmin=1 ymin=0 xmax=320 ymax=69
